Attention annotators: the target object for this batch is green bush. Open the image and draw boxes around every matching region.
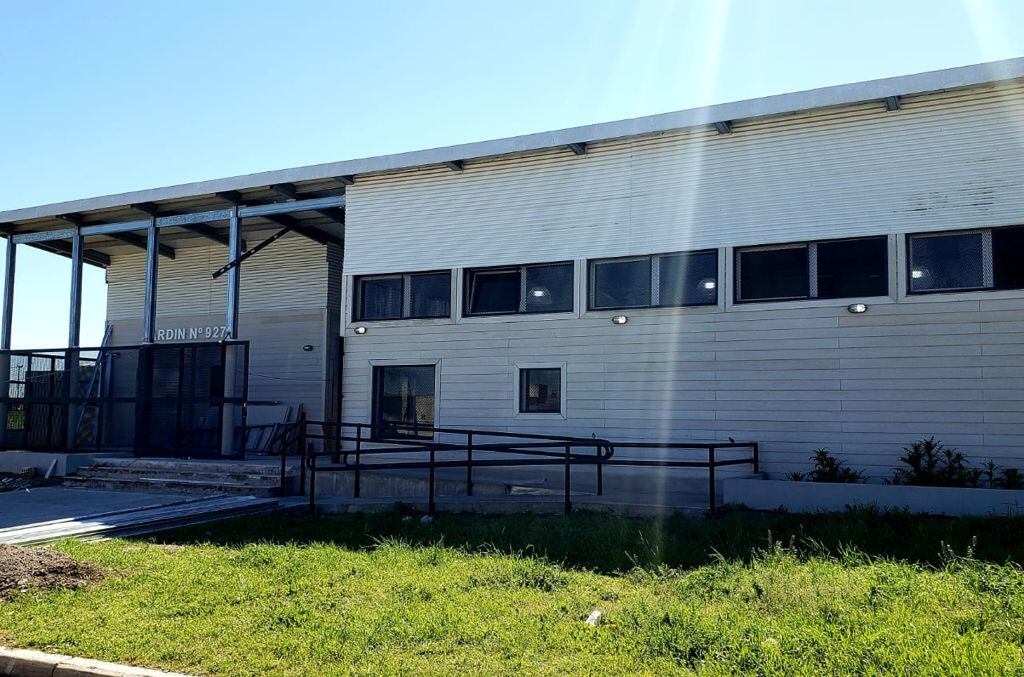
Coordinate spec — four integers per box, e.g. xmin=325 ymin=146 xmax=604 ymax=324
xmin=891 ymin=437 xmax=980 ymax=487
xmin=789 ymin=448 xmax=865 ymax=483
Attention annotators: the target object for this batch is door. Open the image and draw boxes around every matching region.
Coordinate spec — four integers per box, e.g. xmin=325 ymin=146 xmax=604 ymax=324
xmin=372 ymin=365 xmax=436 ymax=439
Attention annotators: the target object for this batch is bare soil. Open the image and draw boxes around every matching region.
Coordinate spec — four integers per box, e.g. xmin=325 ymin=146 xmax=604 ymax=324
xmin=0 ymin=543 xmax=103 ymax=598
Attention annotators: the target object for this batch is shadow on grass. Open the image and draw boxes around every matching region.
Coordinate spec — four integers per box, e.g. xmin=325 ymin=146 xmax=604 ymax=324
xmin=145 ymin=506 xmax=1024 ymax=574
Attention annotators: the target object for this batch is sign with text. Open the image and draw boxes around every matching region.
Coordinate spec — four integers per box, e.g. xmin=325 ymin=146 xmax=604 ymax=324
xmin=156 ymin=325 xmax=230 ymax=341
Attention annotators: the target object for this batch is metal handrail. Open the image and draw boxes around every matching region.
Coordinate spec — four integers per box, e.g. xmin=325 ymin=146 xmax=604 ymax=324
xmin=293 ymin=418 xmax=757 ymax=515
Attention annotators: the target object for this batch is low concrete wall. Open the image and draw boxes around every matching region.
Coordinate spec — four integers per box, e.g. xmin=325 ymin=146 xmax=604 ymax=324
xmin=0 ymin=451 xmax=129 ymax=477
xmin=724 ymin=478 xmax=1024 ymax=517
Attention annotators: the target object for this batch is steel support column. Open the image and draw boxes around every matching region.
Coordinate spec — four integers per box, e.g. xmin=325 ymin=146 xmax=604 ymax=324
xmin=142 ymin=217 xmax=159 ymax=343
xmin=0 ymin=239 xmax=16 ymax=448
xmin=220 ymin=208 xmax=242 ymax=456
xmin=66 ymin=231 xmax=84 ymax=449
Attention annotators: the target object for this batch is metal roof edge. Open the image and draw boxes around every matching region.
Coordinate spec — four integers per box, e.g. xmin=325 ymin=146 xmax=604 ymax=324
xmin=2 ymin=56 xmax=1023 ymax=225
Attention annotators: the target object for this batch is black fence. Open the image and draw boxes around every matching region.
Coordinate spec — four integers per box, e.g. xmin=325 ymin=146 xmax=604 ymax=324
xmin=0 ymin=341 xmax=249 ymax=457
xmin=292 ymin=415 xmax=758 ymax=514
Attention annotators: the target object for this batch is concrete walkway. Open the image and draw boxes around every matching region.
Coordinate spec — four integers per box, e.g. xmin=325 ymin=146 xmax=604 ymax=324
xmin=0 ymin=487 xmax=188 ymax=530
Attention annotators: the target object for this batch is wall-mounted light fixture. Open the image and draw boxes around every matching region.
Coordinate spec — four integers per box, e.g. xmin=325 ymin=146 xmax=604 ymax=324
xmin=611 ymin=315 xmax=629 ymax=325
xmin=700 ymin=279 xmax=717 ymax=291
xmin=353 ymin=326 xmax=368 ymax=335
xmin=847 ymin=303 xmax=869 ymax=314
xmin=302 ymin=344 xmax=315 ymax=352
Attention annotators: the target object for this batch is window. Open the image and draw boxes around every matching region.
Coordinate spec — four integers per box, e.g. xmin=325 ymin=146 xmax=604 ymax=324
xmin=465 ymin=262 xmax=574 ymax=316
xmin=908 ymin=226 xmax=1024 ymax=294
xmin=518 ymin=367 xmax=562 ymax=414
xmin=589 ymin=250 xmax=717 ymax=310
xmin=354 ymin=271 xmax=451 ymax=320
xmin=736 ymin=236 xmax=888 ymax=303
xmin=372 ymin=365 xmax=436 ymax=438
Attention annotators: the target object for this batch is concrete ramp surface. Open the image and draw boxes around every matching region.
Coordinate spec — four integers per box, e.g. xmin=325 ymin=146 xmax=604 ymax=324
xmin=0 ymin=487 xmax=278 ymax=545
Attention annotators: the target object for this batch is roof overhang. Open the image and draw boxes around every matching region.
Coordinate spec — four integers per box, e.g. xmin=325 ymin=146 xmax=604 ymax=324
xmin=2 ymin=56 xmax=1022 ymax=267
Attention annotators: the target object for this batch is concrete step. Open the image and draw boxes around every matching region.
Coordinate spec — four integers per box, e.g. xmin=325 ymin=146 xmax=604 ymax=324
xmin=62 ymin=475 xmax=284 ymax=496
xmin=72 ymin=467 xmax=290 ymax=484
xmin=89 ymin=457 xmax=289 ymax=477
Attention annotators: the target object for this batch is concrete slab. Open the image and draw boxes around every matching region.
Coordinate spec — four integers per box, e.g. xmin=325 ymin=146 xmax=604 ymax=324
xmin=0 ymin=486 xmax=189 ymax=529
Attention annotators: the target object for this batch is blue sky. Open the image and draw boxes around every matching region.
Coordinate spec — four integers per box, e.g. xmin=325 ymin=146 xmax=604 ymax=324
xmin=1 ymin=0 xmax=1022 ymax=348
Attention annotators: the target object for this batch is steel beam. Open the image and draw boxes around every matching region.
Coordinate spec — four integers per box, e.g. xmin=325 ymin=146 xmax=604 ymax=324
xmin=68 ymin=232 xmax=84 ymax=347
xmin=884 ymin=95 xmax=902 ymax=111
xmin=714 ymin=121 xmax=733 ymax=135
xmin=132 ymin=203 xmax=229 ymax=247
xmin=225 ymin=208 xmax=241 ymax=339
xmin=11 ymin=228 xmax=76 ymax=245
xmin=33 ymin=240 xmax=110 ymax=267
xmin=444 ymin=160 xmax=464 ymax=172
xmin=1 ymin=239 xmax=16 ymax=350
xmin=568 ymin=142 xmax=587 ymax=155
xmin=269 ymin=184 xmax=345 ymax=225
xmin=142 ymin=218 xmax=159 ymax=343
xmin=216 ymin=192 xmax=342 ymax=246
xmin=238 ymin=196 xmax=345 ymax=218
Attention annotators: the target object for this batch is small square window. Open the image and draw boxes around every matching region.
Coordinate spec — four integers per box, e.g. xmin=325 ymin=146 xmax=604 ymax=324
xmin=908 ymin=231 xmax=986 ymax=293
xmin=591 ymin=258 xmax=652 ymax=309
xmin=816 ymin=237 xmax=888 ymax=299
xmin=658 ymin=251 xmax=718 ymax=306
xmin=519 ymin=368 xmax=562 ymax=414
xmin=358 ymin=276 xmax=403 ymax=320
xmin=737 ymin=245 xmax=809 ymax=302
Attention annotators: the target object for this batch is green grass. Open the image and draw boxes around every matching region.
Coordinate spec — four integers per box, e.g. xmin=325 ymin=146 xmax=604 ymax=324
xmin=3 ymin=509 xmax=1024 ymax=675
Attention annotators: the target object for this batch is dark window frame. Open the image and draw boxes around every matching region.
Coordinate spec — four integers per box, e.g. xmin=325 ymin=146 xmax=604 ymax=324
xmin=463 ymin=261 xmax=575 ymax=317
xmin=587 ymin=249 xmax=719 ymax=311
xmin=353 ymin=270 xmax=452 ymax=321
xmin=517 ymin=366 xmax=564 ymax=415
xmin=734 ymin=235 xmax=890 ymax=304
xmin=904 ymin=227 xmax=1024 ymax=296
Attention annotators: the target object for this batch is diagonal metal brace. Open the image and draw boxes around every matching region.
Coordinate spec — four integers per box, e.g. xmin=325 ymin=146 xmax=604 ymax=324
xmin=212 ymin=225 xmax=292 ymax=279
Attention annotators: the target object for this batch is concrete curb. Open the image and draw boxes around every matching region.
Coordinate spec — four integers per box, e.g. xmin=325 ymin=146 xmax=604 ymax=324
xmin=0 ymin=647 xmax=194 ymax=677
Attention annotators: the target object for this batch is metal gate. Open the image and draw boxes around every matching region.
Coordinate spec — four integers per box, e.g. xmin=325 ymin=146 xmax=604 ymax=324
xmin=0 ymin=341 xmax=249 ymax=457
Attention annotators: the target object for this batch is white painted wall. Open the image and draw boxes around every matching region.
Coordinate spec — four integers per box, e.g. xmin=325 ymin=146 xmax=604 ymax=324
xmin=105 ymin=235 xmax=339 ymax=419
xmin=340 ymin=81 xmax=1024 ymax=477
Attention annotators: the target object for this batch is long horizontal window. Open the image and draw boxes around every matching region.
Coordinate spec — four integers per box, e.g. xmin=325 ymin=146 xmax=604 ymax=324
xmin=735 ymin=236 xmax=888 ymax=303
xmin=354 ymin=271 xmax=451 ymax=320
xmin=464 ymin=262 xmax=574 ymax=316
xmin=908 ymin=225 xmax=1023 ymax=294
xmin=589 ymin=250 xmax=718 ymax=310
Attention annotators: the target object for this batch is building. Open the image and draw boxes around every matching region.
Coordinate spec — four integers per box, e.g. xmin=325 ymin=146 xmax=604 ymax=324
xmin=0 ymin=58 xmax=1022 ymax=480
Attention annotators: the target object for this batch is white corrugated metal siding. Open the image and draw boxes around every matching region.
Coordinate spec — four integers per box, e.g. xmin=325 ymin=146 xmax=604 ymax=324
xmin=340 ymin=82 xmax=1024 ymax=477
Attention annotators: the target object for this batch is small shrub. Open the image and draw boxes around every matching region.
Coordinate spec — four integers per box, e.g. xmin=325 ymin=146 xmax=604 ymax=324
xmin=790 ymin=448 xmax=865 ymax=484
xmin=890 ymin=437 xmax=982 ymax=487
xmin=981 ymin=461 xmax=1023 ymax=490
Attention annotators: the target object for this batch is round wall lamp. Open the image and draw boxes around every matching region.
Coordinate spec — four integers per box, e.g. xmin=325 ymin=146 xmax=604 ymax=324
xmin=611 ymin=315 xmax=629 ymax=325
xmin=301 ymin=344 xmax=315 ymax=352
xmin=847 ymin=303 xmax=869 ymax=314
xmin=353 ymin=326 xmax=368 ymax=335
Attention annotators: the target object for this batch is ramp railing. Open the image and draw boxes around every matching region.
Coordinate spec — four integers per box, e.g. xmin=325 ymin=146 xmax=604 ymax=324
xmin=292 ymin=415 xmax=758 ymax=515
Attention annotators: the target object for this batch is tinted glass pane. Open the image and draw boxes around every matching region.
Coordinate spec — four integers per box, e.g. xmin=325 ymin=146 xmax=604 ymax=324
xmin=409 ymin=272 xmax=451 ymax=318
xmin=737 ymin=246 xmax=809 ymax=301
xmin=909 ymin=232 xmax=985 ymax=292
xmin=816 ymin=237 xmax=888 ymax=299
xmin=524 ymin=263 xmax=574 ymax=313
xmin=591 ymin=258 xmax=651 ymax=309
xmin=994 ymin=226 xmax=1024 ymax=290
xmin=358 ymin=277 xmax=402 ymax=320
xmin=467 ymin=269 xmax=520 ymax=315
xmin=519 ymin=368 xmax=561 ymax=413
xmin=374 ymin=365 xmax=435 ymax=439
xmin=659 ymin=251 xmax=718 ymax=306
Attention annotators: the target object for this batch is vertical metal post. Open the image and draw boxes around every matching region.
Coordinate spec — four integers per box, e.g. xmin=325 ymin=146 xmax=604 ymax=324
xmin=298 ymin=411 xmax=307 ymax=496
xmin=66 ymin=231 xmax=83 ymax=449
xmin=0 ymin=239 xmax=16 ymax=448
xmin=752 ymin=442 xmax=760 ymax=474
xmin=428 ymin=447 xmax=436 ymax=514
xmin=466 ymin=431 xmax=473 ymax=496
xmin=564 ymin=442 xmax=571 ymax=515
xmin=308 ymin=454 xmax=317 ymax=514
xmin=142 ymin=217 xmax=159 ymax=343
xmin=220 ymin=208 xmax=242 ymax=456
xmin=708 ymin=446 xmax=717 ymax=516
xmin=1 ymin=239 xmax=15 ymax=351
xmin=596 ymin=444 xmax=603 ymax=496
xmin=354 ymin=424 xmax=362 ymax=498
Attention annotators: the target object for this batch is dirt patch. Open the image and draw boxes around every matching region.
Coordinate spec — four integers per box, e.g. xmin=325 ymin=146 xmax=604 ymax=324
xmin=0 ymin=543 xmax=103 ymax=598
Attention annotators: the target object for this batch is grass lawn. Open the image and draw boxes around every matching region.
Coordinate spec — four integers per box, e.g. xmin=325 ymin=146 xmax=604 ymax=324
xmin=2 ymin=508 xmax=1024 ymax=675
